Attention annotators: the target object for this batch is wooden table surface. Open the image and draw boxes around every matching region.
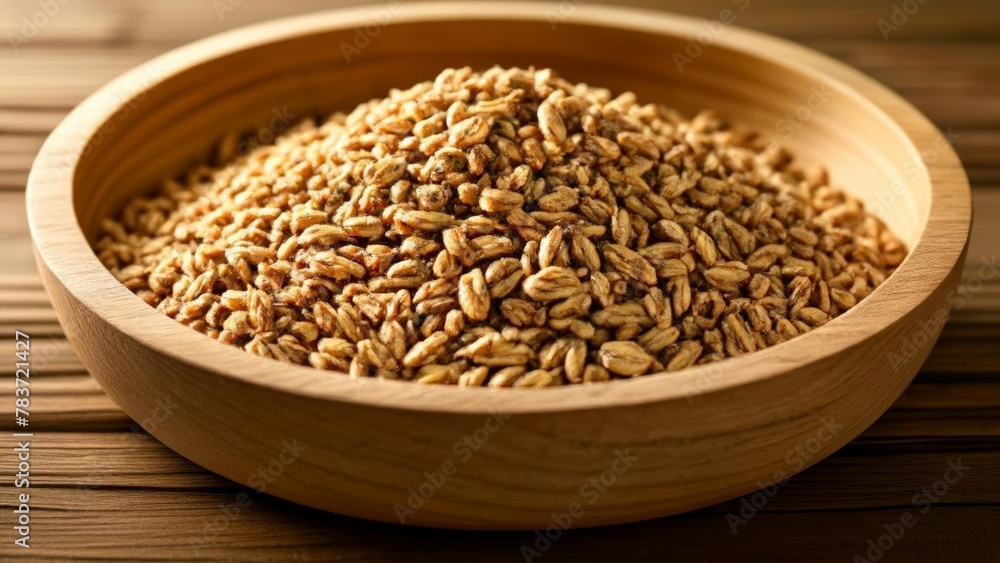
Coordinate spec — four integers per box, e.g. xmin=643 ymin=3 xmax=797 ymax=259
xmin=1 ymin=0 xmax=998 ymax=561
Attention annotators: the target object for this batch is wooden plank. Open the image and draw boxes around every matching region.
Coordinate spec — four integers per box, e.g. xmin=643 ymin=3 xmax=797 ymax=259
xmin=0 ymin=170 xmax=28 ymax=191
xmin=0 ymin=109 xmax=67 ymax=133
xmin=865 ymin=409 xmax=1000 ymax=437
xmin=895 ymin=90 xmax=1000 ymax=129
xmin=0 ymin=307 xmax=58 ymax=324
xmin=969 ymin=168 xmax=1000 ymax=186
xmin=0 ymin=153 xmax=36 ymax=172
xmin=0 ymin=338 xmax=83 ymax=374
xmin=0 ymin=322 xmax=64 ymax=336
xmin=922 ymin=334 xmax=1000 ymax=374
xmin=0 ymin=375 xmax=129 ymax=432
xmin=0 ymin=273 xmax=41 ymax=289
xmin=2 ymin=41 xmax=997 ymax=89
xmin=0 ymin=191 xmax=38 ymax=277
xmin=892 ymin=383 xmax=1000 ymax=409
xmin=1 ymin=0 xmax=992 ymax=47
xmin=0 ymin=432 xmax=995 ymax=506
xmin=838 ymin=39 xmax=1000 ymax=69
xmin=0 ymin=431 xmax=996 ymax=560
xmin=0 ymin=288 xmax=50 ymax=307
xmin=0 ymin=134 xmax=46 ymax=154
xmin=0 ymin=319 xmax=63 ymax=335
xmin=0 ymin=502 xmax=992 ymax=562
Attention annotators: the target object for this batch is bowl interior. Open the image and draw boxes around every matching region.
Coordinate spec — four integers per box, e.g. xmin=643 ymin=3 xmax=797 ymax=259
xmin=72 ymin=14 xmax=928 ymax=251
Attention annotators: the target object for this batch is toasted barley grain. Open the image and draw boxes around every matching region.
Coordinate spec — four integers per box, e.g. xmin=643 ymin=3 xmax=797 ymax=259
xmin=458 ymin=268 xmax=490 ymax=322
xmin=599 ymin=341 xmax=654 ymax=377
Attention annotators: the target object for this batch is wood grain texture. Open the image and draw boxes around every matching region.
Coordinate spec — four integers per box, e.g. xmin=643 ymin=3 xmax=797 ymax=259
xmin=0 ymin=0 xmax=997 ymax=559
xmin=1 ymin=433 xmax=998 ymax=561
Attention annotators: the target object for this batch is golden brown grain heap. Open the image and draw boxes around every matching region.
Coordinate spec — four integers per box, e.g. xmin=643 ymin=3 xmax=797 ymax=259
xmin=96 ymin=66 xmax=906 ymax=387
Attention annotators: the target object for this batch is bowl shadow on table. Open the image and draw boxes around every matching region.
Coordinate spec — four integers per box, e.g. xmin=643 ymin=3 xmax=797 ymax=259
xmin=177 ymin=409 xmax=998 ymax=561
xmin=199 ymin=432 xmax=991 ymax=563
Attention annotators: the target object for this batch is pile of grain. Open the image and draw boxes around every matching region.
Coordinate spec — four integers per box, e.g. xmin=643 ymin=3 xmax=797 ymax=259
xmin=96 ymin=66 xmax=906 ymax=387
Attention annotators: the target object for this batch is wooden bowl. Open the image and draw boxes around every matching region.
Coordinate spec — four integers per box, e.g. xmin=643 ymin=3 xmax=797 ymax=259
xmin=27 ymin=2 xmax=971 ymax=530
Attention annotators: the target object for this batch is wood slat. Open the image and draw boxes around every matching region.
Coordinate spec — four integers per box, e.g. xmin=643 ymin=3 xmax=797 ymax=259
xmin=0 ymin=375 xmax=129 ymax=432
xmin=0 ymin=431 xmax=996 ymax=561
xmin=0 ymin=322 xmax=64 ymax=336
xmin=0 ymin=273 xmax=42 ymax=289
xmin=921 ymin=335 xmax=1000 ymax=374
xmin=0 ymin=192 xmax=36 ymax=280
xmin=0 ymin=170 xmax=28 ymax=191
xmin=3 ymin=0 xmax=998 ymax=47
xmin=0 ymin=307 xmax=59 ymax=324
xmin=0 ymin=109 xmax=67 ymax=133
xmin=892 ymin=383 xmax=1000 ymax=409
xmin=0 ymin=337 xmax=79 ymax=372
xmin=0 ymin=432 xmax=996 ymax=508
xmin=0 ymin=288 xmax=51 ymax=307
xmin=0 ymin=502 xmax=992 ymax=562
xmin=0 ymin=153 xmax=37 ymax=173
xmin=864 ymin=410 xmax=1000 ymax=438
xmin=0 ymin=134 xmax=45 ymax=155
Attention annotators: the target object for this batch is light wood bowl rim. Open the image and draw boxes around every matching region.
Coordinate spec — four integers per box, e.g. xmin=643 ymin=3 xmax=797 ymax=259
xmin=27 ymin=2 xmax=971 ymax=414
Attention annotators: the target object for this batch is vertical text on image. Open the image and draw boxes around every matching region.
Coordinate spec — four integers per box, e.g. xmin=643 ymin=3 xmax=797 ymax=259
xmin=13 ymin=331 xmax=33 ymax=549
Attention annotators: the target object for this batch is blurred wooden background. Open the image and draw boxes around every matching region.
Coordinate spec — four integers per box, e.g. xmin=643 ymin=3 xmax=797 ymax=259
xmin=1 ymin=0 xmax=998 ymax=560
